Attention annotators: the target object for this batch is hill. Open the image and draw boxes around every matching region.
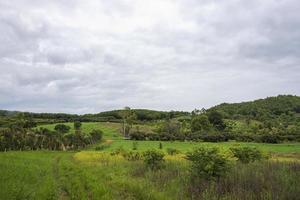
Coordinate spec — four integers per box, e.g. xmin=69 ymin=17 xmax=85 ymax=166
xmin=209 ymin=95 xmax=300 ymax=121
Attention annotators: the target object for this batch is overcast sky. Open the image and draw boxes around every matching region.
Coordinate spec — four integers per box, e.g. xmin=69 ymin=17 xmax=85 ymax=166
xmin=0 ymin=0 xmax=300 ymax=114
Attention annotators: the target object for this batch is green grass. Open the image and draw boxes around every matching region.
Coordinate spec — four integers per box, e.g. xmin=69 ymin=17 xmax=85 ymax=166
xmin=104 ymin=140 xmax=300 ymax=154
xmin=39 ymin=122 xmax=123 ymax=139
xmin=39 ymin=122 xmax=300 ymax=154
xmin=1 ymin=150 xmax=299 ymax=200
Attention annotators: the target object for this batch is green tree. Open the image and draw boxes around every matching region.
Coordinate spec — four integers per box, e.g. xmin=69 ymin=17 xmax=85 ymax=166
xmin=74 ymin=121 xmax=82 ymax=131
xmin=119 ymin=107 xmax=136 ymax=138
xmin=208 ymin=111 xmax=226 ymax=131
xmin=143 ymin=150 xmax=165 ymax=170
xmin=191 ymin=115 xmax=211 ymax=132
xmin=54 ymin=124 xmax=70 ymax=134
xmin=230 ymin=147 xmax=265 ymax=163
xmin=90 ymin=129 xmax=103 ymax=143
xmin=186 ymin=147 xmax=231 ymax=180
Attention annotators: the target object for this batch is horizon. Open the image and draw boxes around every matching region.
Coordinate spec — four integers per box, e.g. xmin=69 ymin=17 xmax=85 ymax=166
xmin=1 ymin=0 xmax=300 ymax=114
xmin=1 ymin=94 xmax=298 ymax=115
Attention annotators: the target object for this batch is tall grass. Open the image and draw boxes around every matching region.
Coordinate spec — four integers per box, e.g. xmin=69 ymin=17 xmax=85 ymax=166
xmin=1 ymin=151 xmax=299 ymax=200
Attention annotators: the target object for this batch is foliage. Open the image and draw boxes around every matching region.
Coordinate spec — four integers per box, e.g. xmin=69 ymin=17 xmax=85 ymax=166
xmin=186 ymin=147 xmax=231 ymax=180
xmin=90 ymin=129 xmax=103 ymax=142
xmin=74 ymin=121 xmax=82 ymax=130
xmin=143 ymin=150 xmax=165 ymax=170
xmin=0 ymin=121 xmax=103 ymax=151
xmin=191 ymin=115 xmax=211 ymax=132
xmin=54 ymin=124 xmax=70 ymax=134
xmin=230 ymin=146 xmax=265 ymax=163
xmin=208 ymin=111 xmax=226 ymax=131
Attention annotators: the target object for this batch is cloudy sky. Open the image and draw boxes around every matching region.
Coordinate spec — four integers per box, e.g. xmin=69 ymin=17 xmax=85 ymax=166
xmin=0 ymin=0 xmax=300 ymax=114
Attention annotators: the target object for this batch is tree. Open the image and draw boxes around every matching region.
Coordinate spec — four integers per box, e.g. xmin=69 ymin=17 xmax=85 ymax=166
xmin=191 ymin=115 xmax=211 ymax=132
xmin=90 ymin=129 xmax=103 ymax=143
xmin=54 ymin=124 xmax=71 ymax=134
xmin=143 ymin=150 xmax=165 ymax=170
xmin=230 ymin=147 xmax=265 ymax=163
xmin=74 ymin=121 xmax=82 ymax=131
xmin=186 ymin=147 xmax=231 ymax=180
xmin=208 ymin=111 xmax=226 ymax=131
xmin=119 ymin=107 xmax=136 ymax=138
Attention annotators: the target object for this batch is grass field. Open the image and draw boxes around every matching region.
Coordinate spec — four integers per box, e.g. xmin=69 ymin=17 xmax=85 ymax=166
xmin=1 ymin=122 xmax=299 ymax=199
xmin=1 ymin=150 xmax=299 ymax=200
xmin=39 ymin=122 xmax=300 ymax=154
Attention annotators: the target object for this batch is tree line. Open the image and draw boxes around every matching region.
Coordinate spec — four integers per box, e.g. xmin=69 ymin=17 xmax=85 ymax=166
xmin=0 ymin=117 xmax=103 ymax=151
xmin=129 ymin=109 xmax=300 ymax=143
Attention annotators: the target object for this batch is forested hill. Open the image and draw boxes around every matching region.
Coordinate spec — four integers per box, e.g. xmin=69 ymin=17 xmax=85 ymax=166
xmin=0 ymin=108 xmax=189 ymax=126
xmin=208 ymin=95 xmax=300 ymax=121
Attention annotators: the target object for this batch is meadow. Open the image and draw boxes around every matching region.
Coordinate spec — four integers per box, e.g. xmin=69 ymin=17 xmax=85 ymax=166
xmin=0 ymin=122 xmax=299 ymax=199
xmin=39 ymin=122 xmax=300 ymax=154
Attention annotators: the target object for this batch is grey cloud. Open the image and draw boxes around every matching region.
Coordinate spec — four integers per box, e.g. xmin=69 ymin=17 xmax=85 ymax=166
xmin=0 ymin=0 xmax=299 ymax=113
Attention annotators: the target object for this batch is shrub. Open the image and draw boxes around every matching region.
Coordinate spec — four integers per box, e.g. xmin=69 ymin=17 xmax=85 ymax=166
xmin=166 ymin=148 xmax=180 ymax=155
xmin=90 ymin=129 xmax=103 ymax=142
xmin=259 ymin=134 xmax=281 ymax=143
xmin=200 ymin=134 xmax=228 ymax=142
xmin=54 ymin=124 xmax=70 ymax=134
xmin=230 ymin=146 xmax=264 ymax=163
xmin=143 ymin=150 xmax=165 ymax=170
xmin=186 ymin=147 xmax=231 ymax=180
xmin=123 ymin=151 xmax=142 ymax=161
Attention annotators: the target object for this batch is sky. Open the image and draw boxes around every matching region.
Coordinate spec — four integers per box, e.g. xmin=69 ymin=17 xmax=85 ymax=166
xmin=0 ymin=0 xmax=300 ymax=114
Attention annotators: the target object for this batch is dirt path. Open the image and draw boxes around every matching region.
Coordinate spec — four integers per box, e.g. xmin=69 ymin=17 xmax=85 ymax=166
xmin=52 ymin=155 xmax=69 ymax=200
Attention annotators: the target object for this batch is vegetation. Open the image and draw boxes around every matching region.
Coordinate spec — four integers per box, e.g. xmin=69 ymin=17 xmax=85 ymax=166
xmin=1 ymin=150 xmax=299 ymax=199
xmin=0 ymin=119 xmax=103 ymax=151
xmin=186 ymin=147 xmax=231 ymax=180
xmin=1 ymin=95 xmax=300 ymax=199
xmin=143 ymin=150 xmax=165 ymax=170
xmin=230 ymin=146 xmax=265 ymax=163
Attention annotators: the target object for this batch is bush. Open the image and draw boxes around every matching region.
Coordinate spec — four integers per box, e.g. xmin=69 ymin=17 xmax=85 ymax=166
xmin=166 ymin=148 xmax=180 ymax=155
xmin=186 ymin=147 xmax=231 ymax=180
xmin=230 ymin=146 xmax=264 ymax=163
xmin=143 ymin=150 xmax=165 ymax=170
xmin=199 ymin=133 xmax=228 ymax=142
xmin=259 ymin=134 xmax=281 ymax=143
xmin=123 ymin=151 xmax=142 ymax=161
xmin=90 ymin=129 xmax=103 ymax=142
